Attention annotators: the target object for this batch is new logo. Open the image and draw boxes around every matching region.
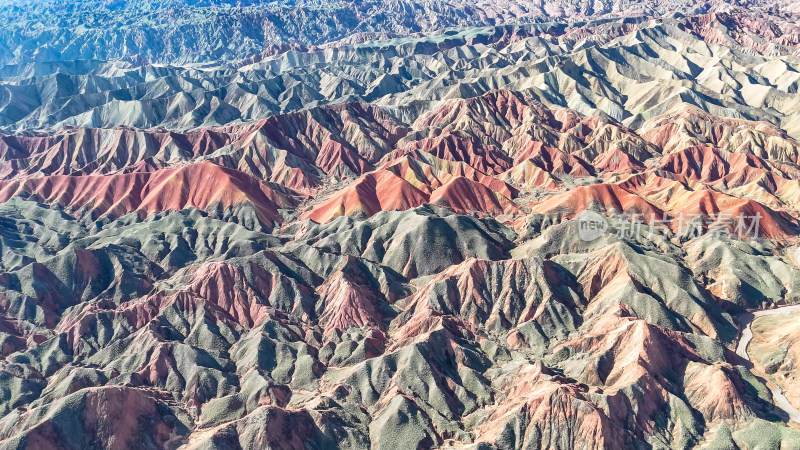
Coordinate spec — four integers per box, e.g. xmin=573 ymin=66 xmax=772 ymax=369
xmin=578 ymin=210 xmax=608 ymax=242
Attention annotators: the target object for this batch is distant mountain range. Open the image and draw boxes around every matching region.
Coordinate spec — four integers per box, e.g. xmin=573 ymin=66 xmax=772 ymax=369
xmin=2 ymin=9 xmax=800 ymax=134
xmin=1 ymin=0 xmax=797 ymax=67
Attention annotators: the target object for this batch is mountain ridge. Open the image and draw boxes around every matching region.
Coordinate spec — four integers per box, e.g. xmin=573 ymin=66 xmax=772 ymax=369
xmin=3 ymin=3 xmax=800 ymax=449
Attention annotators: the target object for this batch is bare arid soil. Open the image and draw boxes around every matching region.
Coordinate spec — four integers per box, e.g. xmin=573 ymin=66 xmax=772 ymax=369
xmin=2 ymin=1 xmax=800 ymax=449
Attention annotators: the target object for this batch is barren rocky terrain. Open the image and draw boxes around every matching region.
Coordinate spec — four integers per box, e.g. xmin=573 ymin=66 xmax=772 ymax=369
xmin=2 ymin=1 xmax=800 ymax=449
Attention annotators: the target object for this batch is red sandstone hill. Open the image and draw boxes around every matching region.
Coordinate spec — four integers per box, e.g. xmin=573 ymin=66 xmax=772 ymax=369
xmin=0 ymin=161 xmax=289 ymax=226
xmin=4 ymin=7 xmax=800 ymax=448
